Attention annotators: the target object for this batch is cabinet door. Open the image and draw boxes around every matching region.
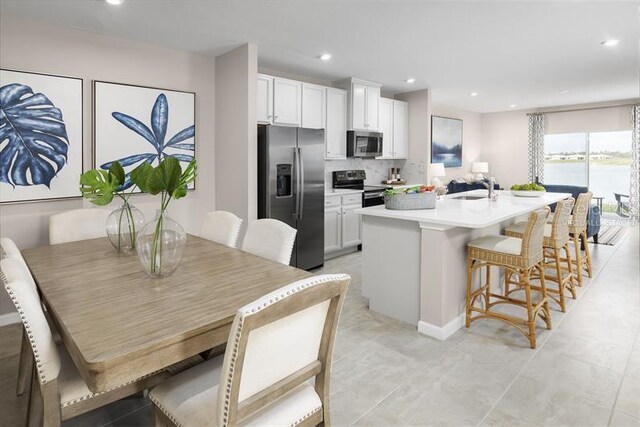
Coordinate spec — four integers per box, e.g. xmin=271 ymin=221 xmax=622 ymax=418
xmin=351 ymin=83 xmax=367 ymax=130
xmin=341 ymin=204 xmax=362 ymax=247
xmin=273 ymin=78 xmax=302 ymax=126
xmin=324 ymin=205 xmax=342 ymax=253
xmin=378 ymin=97 xmax=394 ymax=158
xmin=393 ymin=100 xmax=408 ymax=159
xmin=325 ymin=88 xmax=347 ymax=159
xmin=365 ymin=85 xmax=380 ymax=130
xmin=301 ymin=83 xmax=326 ymax=129
xmin=257 ymin=74 xmax=273 ymax=124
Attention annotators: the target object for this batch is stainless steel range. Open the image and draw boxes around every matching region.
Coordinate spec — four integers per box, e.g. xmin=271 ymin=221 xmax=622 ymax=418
xmin=332 ymin=170 xmax=387 ymax=207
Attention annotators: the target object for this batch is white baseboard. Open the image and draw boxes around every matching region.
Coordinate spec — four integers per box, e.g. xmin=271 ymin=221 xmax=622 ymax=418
xmin=418 ymin=314 xmax=465 ymax=340
xmin=0 ymin=312 xmax=20 ymax=327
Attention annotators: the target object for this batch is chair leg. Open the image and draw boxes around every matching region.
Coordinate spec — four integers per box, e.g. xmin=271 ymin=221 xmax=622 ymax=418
xmin=485 ymin=265 xmax=491 ymax=310
xmin=523 ymin=269 xmax=536 ymax=349
xmin=593 ymin=233 xmax=598 ymax=245
xmin=550 ymin=247 xmax=566 ymax=312
xmin=573 ymin=235 xmax=583 ymax=287
xmin=17 ymin=327 xmax=33 ymax=396
xmin=26 ymin=364 xmax=42 ymax=427
xmin=465 ymin=258 xmax=474 ymax=328
xmin=564 ymin=244 xmax=576 ymax=299
xmin=582 ymin=231 xmax=593 ymax=278
xmin=537 ymin=263 xmax=552 ymax=330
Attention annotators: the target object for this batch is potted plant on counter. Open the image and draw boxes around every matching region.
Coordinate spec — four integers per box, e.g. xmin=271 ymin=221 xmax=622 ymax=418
xmin=132 ymin=156 xmax=197 ymax=278
xmin=79 ymin=161 xmax=145 ymax=253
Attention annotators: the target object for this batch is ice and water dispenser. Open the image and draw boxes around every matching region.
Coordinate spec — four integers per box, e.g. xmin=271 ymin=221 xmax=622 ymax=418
xmin=276 ymin=164 xmax=292 ymax=198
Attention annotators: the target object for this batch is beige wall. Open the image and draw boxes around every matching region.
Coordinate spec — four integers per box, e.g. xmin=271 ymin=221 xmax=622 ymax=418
xmin=431 ymin=104 xmax=483 ymax=184
xmin=396 ymin=89 xmax=431 ymax=162
xmin=214 ymin=44 xmax=258 ymax=222
xmin=0 ymin=17 xmax=216 ymax=314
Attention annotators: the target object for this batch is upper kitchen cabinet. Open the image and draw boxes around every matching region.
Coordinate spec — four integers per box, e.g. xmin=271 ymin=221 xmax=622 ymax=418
xmin=334 ymin=78 xmax=382 ymax=131
xmin=273 ymin=77 xmax=302 ymax=126
xmin=301 ymin=83 xmax=326 ymax=129
xmin=377 ymin=97 xmax=408 ymax=159
xmin=325 ymin=88 xmax=347 ymax=159
xmin=257 ymin=74 xmax=273 ymax=125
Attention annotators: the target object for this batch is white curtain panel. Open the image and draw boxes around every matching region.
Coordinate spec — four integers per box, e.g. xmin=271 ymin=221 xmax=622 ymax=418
xmin=528 ymin=113 xmax=546 ymax=183
xmin=630 ymin=106 xmax=640 ymax=222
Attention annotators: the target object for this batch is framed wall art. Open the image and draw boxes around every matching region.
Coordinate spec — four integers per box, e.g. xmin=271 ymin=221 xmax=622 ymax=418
xmin=0 ymin=69 xmax=83 ymax=203
xmin=93 ymin=81 xmax=196 ymax=190
xmin=431 ymin=115 xmax=463 ymax=168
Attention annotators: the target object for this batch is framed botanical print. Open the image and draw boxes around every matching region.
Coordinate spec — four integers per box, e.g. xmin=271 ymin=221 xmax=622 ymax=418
xmin=0 ymin=69 xmax=83 ymax=203
xmin=93 ymin=81 xmax=196 ymax=190
xmin=431 ymin=115 xmax=463 ymax=168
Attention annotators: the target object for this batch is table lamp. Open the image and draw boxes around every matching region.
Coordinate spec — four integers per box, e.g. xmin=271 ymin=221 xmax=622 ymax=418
xmin=472 ymin=162 xmax=489 ymax=180
xmin=430 ymin=163 xmax=446 ymax=187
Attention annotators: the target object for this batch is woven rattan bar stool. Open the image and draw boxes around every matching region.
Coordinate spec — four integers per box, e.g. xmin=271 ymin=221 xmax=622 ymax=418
xmin=465 ymin=207 xmax=551 ymax=349
xmin=504 ymin=198 xmax=576 ymax=312
xmin=569 ymin=192 xmax=594 ymax=286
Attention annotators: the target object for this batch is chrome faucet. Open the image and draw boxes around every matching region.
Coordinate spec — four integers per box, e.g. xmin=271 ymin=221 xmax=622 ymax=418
xmin=479 ymin=176 xmax=496 ymax=199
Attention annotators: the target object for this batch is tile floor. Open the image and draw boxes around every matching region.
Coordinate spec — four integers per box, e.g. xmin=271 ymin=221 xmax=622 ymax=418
xmin=0 ymin=228 xmax=638 ymax=426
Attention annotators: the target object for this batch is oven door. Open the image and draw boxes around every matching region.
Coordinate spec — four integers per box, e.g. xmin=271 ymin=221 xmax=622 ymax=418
xmin=363 ymin=190 xmax=385 ymax=207
xmin=347 ymin=131 xmax=383 ymax=158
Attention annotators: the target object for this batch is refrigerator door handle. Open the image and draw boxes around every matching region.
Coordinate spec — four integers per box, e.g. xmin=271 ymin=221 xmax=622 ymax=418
xmin=294 ymin=147 xmax=301 ymax=219
xmin=298 ymin=147 xmax=304 ymax=220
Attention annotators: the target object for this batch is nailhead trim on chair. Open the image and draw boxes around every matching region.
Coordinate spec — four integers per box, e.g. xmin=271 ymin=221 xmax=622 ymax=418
xmin=219 ymin=274 xmax=350 ymax=427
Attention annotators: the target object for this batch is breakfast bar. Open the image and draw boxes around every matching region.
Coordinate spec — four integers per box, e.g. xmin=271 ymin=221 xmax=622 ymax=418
xmin=355 ymin=189 xmax=569 ymax=340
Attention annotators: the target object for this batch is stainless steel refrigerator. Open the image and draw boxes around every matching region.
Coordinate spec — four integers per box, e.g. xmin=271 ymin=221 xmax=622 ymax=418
xmin=258 ymin=125 xmax=325 ymax=270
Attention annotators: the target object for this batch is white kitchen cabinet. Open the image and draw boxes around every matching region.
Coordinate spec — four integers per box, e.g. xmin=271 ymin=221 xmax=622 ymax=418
xmin=393 ymin=100 xmax=408 ymax=159
xmin=257 ymin=74 xmax=273 ymax=124
xmin=325 ymin=193 xmax=362 ymax=254
xmin=324 ymin=196 xmax=342 ymax=253
xmin=378 ymin=97 xmax=394 ymax=158
xmin=301 ymin=83 xmax=326 ymax=129
xmin=377 ymin=98 xmax=408 ymax=159
xmin=273 ymin=77 xmax=302 ymax=126
xmin=334 ymin=78 xmax=382 ymax=131
xmin=325 ymin=88 xmax=347 ymax=159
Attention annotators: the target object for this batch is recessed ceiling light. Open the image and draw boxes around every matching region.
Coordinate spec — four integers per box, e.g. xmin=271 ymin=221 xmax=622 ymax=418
xmin=601 ymin=39 xmax=620 ymax=47
xmin=319 ymin=53 xmax=332 ymax=61
xmin=405 ymin=78 xmax=416 ymax=83
xmin=469 ymin=92 xmax=478 ymax=97
xmin=559 ymin=90 xmax=569 ymax=94
xmin=105 ymin=0 xmax=124 ymax=4
xmin=509 ymin=104 xmax=517 ymax=108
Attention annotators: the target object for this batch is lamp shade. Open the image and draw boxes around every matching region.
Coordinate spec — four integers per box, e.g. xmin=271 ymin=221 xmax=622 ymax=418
xmin=472 ymin=162 xmax=489 ymax=173
xmin=430 ymin=163 xmax=445 ymax=177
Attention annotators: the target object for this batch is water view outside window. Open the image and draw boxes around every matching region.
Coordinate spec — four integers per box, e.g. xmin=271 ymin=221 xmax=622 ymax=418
xmin=544 ymin=131 xmax=632 ymax=213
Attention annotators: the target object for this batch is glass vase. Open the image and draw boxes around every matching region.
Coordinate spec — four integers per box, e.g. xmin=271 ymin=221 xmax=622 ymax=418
xmin=136 ymin=210 xmax=187 ymax=278
xmin=106 ymin=201 xmax=145 ymax=253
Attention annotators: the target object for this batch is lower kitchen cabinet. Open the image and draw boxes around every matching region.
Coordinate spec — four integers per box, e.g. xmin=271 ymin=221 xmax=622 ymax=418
xmin=325 ymin=193 xmax=362 ymax=254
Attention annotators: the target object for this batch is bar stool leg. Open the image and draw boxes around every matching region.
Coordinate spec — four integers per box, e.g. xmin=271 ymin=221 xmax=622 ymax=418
xmin=537 ymin=263 xmax=552 ymax=330
xmin=466 ymin=258 xmax=474 ymax=328
xmin=564 ymin=243 xmax=576 ymax=299
xmin=573 ymin=234 xmax=584 ymax=287
xmin=552 ymin=246 xmax=566 ymax=312
xmin=523 ymin=268 xmax=536 ymax=349
xmin=582 ymin=231 xmax=593 ymax=278
xmin=485 ymin=265 xmax=491 ymax=309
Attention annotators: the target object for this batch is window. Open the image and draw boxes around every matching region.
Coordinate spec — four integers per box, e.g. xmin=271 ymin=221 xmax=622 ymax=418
xmin=544 ymin=130 xmax=632 ymax=213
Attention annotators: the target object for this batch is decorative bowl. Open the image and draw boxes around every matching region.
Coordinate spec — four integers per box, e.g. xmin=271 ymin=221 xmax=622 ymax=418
xmin=384 ymin=192 xmax=436 ymax=210
xmin=510 ymin=190 xmax=546 ymax=197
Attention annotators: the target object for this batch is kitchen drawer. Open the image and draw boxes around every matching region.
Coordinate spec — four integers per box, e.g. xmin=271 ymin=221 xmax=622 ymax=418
xmin=342 ymin=194 xmax=362 ymax=206
xmin=324 ymin=196 xmax=341 ymax=208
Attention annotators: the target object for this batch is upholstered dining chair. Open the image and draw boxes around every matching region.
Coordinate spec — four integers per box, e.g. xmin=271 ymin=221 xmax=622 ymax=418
xmin=49 ymin=209 xmax=110 ymax=245
xmin=200 ymin=211 xmax=244 ymax=248
xmin=1 ymin=257 xmax=168 ymax=427
xmin=241 ymin=219 xmax=297 ymax=265
xmin=150 ymin=273 xmax=351 ymax=427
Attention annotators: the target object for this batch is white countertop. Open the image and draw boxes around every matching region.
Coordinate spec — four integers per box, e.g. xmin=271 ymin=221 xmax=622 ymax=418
xmin=355 ymin=190 xmax=570 ymax=229
xmin=325 ymin=189 xmax=363 ymax=196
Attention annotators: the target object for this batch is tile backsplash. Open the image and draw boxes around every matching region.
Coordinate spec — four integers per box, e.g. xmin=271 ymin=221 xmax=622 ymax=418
xmin=324 ymin=158 xmax=425 ymax=188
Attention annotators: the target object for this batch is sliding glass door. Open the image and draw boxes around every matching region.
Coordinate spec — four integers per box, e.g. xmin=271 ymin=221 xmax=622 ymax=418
xmin=544 ymin=130 xmax=632 ymax=213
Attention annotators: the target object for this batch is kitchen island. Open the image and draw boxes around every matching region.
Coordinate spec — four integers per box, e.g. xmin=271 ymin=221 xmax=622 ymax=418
xmin=355 ymin=189 xmax=569 ymax=340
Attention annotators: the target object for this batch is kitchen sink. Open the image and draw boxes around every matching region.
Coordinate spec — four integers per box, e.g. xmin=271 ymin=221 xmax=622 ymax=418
xmin=451 ymin=195 xmax=487 ymax=201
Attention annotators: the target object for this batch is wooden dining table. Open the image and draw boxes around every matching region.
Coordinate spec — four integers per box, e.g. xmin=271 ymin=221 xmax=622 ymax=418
xmin=22 ymin=235 xmax=311 ymax=393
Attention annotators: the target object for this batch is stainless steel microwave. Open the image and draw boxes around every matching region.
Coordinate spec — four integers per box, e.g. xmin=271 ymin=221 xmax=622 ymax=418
xmin=347 ymin=130 xmax=383 ymax=158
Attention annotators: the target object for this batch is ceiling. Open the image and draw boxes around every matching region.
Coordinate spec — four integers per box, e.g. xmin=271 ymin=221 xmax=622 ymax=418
xmin=1 ymin=0 xmax=637 ymax=113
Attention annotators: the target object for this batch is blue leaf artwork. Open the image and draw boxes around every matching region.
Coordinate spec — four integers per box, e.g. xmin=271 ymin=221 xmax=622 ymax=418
xmin=0 ymin=83 xmax=69 ymax=187
xmin=102 ymin=93 xmax=195 ymax=190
